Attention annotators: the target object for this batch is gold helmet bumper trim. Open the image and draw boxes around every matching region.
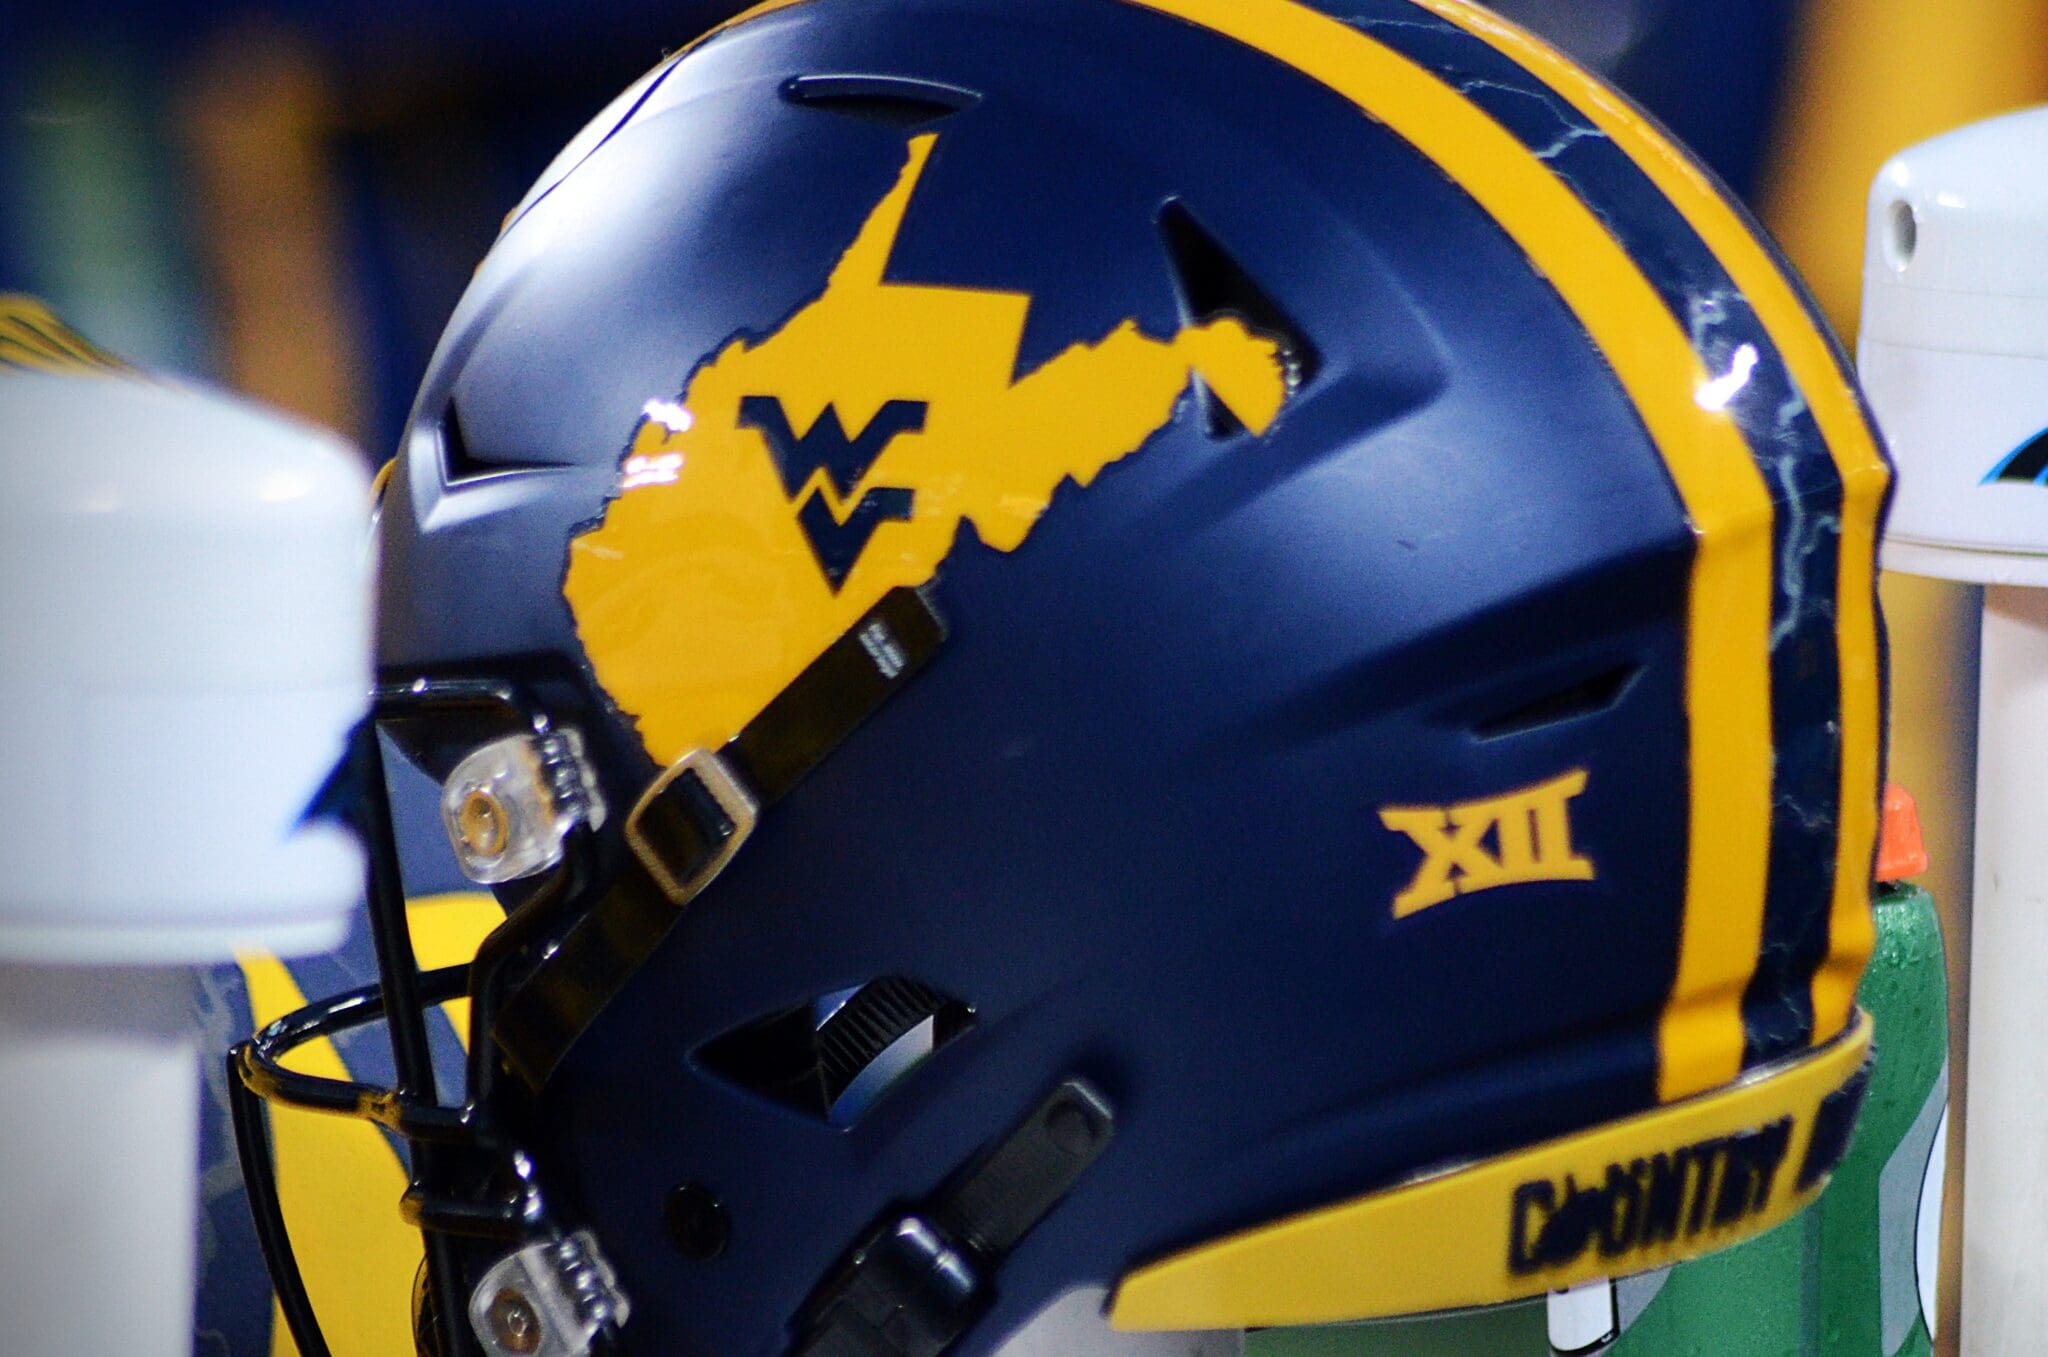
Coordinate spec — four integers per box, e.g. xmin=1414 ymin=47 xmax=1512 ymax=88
xmin=1111 ymin=1008 xmax=1874 ymax=1330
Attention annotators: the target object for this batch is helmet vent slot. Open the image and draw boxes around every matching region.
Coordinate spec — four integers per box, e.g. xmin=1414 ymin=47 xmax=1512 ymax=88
xmin=696 ymin=976 xmax=973 ymax=1125
xmin=1158 ymin=199 xmax=1319 ymax=435
xmin=438 ymin=397 xmax=574 ymax=481
xmin=781 ymin=75 xmax=981 ymax=127
xmin=439 ymin=399 xmax=493 ymax=484
xmin=1473 ymin=664 xmax=1639 ymax=740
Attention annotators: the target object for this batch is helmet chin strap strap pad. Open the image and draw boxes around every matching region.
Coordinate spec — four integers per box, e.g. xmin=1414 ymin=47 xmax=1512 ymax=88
xmin=492 ymin=585 xmax=947 ymax=1091
xmin=791 ymin=1078 xmax=1118 ymax=1357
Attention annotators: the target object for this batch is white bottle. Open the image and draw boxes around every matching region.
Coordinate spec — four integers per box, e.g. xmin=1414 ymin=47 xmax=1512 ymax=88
xmin=1860 ymin=105 xmax=2048 ymax=1357
xmin=0 ymin=330 xmax=370 ymax=1357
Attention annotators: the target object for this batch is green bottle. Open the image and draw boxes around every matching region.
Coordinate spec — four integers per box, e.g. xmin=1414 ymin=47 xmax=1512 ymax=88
xmin=1247 ymin=880 xmax=1949 ymax=1357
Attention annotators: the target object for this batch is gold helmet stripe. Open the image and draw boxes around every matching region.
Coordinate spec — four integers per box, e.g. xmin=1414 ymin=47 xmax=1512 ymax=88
xmin=1121 ymin=0 xmax=1777 ymax=1102
xmin=1402 ymin=0 xmax=1889 ymax=1071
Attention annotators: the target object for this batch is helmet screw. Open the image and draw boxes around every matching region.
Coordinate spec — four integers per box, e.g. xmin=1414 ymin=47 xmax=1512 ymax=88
xmin=665 ymin=1183 xmax=731 ymax=1260
xmin=486 ymin=1287 xmax=543 ymax=1355
xmin=1046 ymin=1098 xmax=1104 ymax=1156
xmin=457 ymin=789 xmax=511 ymax=859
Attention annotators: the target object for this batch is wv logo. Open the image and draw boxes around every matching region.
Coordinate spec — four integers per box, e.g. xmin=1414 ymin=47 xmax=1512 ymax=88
xmin=738 ymin=395 xmax=928 ymax=590
xmin=1379 ymin=770 xmax=1595 ymax=918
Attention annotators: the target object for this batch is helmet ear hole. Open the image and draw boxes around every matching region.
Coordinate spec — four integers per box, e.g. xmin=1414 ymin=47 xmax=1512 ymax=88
xmin=696 ymin=977 xmax=974 ymax=1125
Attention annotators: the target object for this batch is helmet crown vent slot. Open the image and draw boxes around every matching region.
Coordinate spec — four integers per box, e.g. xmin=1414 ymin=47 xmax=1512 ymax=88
xmin=1158 ymin=199 xmax=1319 ymax=434
xmin=1472 ymin=663 xmax=1639 ymax=740
xmin=440 ymin=399 xmax=492 ymax=484
xmin=781 ymin=74 xmax=981 ymax=127
xmin=437 ymin=398 xmax=571 ymax=482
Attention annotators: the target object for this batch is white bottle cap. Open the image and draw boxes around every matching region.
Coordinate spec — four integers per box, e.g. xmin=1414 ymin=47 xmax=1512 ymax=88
xmin=1861 ymin=105 xmax=2048 ymax=582
xmin=0 ymin=369 xmax=371 ymax=962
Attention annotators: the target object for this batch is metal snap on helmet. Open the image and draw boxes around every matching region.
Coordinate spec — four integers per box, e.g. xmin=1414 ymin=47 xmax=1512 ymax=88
xmin=230 ymin=2 xmax=1893 ymax=1354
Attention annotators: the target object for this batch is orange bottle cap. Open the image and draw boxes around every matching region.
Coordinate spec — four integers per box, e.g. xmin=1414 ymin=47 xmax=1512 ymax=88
xmin=1876 ymin=783 xmax=1929 ymax=883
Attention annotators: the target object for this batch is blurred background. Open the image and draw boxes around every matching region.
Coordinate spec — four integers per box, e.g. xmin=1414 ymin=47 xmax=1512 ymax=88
xmin=4 ymin=2 xmax=2045 ymax=1354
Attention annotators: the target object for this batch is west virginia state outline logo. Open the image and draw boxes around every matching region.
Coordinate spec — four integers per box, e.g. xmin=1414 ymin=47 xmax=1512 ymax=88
xmin=565 ymin=133 xmax=1291 ymax=766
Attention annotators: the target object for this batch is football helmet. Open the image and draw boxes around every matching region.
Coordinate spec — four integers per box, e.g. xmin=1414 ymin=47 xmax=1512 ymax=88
xmin=230 ymin=1 xmax=1894 ymax=1354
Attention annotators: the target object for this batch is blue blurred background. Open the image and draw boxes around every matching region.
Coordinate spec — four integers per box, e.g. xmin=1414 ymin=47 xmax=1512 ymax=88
xmin=0 ymin=0 xmax=1810 ymax=461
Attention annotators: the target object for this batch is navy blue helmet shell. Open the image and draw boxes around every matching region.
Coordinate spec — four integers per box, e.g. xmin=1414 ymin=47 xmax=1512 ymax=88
xmin=356 ymin=0 xmax=1892 ymax=1350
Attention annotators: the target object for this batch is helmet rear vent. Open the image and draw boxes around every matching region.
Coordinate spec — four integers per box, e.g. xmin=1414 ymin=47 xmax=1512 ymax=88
xmin=1473 ymin=664 xmax=1639 ymax=740
xmin=696 ymin=976 xmax=973 ymax=1126
xmin=781 ymin=75 xmax=981 ymax=127
xmin=1158 ymin=199 xmax=1319 ymax=435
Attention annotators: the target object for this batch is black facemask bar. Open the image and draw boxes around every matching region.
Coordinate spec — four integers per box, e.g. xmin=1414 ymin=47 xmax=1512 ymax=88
xmin=229 ymin=678 xmax=593 ymax=1357
xmin=229 ymin=587 xmax=949 ymax=1357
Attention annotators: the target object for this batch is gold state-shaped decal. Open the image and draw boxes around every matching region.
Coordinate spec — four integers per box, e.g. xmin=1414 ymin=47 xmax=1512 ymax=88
xmin=565 ymin=133 xmax=1290 ymax=765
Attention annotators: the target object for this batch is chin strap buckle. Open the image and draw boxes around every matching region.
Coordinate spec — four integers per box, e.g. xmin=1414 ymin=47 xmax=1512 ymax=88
xmin=493 ymin=585 xmax=949 ymax=1093
xmin=469 ymin=1230 xmax=631 ymax=1357
xmin=792 ymin=1078 xmax=1118 ymax=1357
xmin=627 ymin=748 xmax=761 ymax=906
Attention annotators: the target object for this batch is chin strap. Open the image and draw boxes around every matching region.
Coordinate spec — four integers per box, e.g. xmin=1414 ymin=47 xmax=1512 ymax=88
xmin=792 ymin=1078 xmax=1119 ymax=1357
xmin=492 ymin=585 xmax=947 ymax=1091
